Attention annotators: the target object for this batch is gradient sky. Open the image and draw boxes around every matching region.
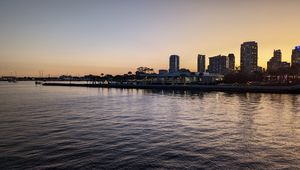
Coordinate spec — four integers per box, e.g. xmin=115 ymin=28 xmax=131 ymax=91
xmin=0 ymin=0 xmax=299 ymax=76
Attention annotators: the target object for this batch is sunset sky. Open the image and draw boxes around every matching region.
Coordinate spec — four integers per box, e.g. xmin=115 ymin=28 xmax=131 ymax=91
xmin=0 ymin=0 xmax=299 ymax=76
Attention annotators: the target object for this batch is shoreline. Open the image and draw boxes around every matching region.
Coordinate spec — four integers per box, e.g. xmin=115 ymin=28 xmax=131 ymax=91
xmin=42 ymin=83 xmax=300 ymax=94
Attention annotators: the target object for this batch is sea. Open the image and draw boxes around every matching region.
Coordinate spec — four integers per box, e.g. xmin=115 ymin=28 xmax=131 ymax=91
xmin=0 ymin=81 xmax=299 ymax=169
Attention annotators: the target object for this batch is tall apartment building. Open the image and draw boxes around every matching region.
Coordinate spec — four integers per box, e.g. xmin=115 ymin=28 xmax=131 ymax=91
xmin=197 ymin=54 xmax=206 ymax=73
xmin=208 ymin=55 xmax=228 ymax=75
xmin=267 ymin=49 xmax=290 ymax=72
xmin=292 ymin=46 xmax=300 ymax=67
xmin=240 ymin=41 xmax=258 ymax=73
xmin=228 ymin=53 xmax=235 ymax=72
xmin=169 ymin=55 xmax=180 ymax=73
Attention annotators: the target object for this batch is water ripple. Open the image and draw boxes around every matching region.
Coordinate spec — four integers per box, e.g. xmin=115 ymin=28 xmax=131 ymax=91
xmin=0 ymin=82 xmax=300 ymax=169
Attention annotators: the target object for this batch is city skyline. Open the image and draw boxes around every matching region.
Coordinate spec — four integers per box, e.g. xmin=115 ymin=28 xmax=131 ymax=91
xmin=1 ymin=0 xmax=300 ymax=76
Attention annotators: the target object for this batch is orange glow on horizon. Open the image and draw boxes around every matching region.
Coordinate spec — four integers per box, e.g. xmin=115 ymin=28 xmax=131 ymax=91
xmin=0 ymin=1 xmax=299 ymax=76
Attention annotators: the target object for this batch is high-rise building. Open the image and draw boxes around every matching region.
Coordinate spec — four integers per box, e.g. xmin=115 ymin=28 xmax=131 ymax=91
xmin=197 ymin=54 xmax=205 ymax=73
xmin=273 ymin=49 xmax=282 ymax=62
xmin=291 ymin=46 xmax=300 ymax=67
xmin=228 ymin=53 xmax=235 ymax=72
xmin=169 ymin=55 xmax=180 ymax=73
xmin=240 ymin=41 xmax=258 ymax=73
xmin=267 ymin=49 xmax=288 ymax=73
xmin=208 ymin=55 xmax=228 ymax=75
xmin=208 ymin=54 xmax=235 ymax=75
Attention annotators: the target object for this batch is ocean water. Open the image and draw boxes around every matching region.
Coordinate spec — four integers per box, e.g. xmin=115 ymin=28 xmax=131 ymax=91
xmin=0 ymin=82 xmax=299 ymax=169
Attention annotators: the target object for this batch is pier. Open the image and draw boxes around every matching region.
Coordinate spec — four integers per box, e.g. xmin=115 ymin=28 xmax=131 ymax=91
xmin=43 ymin=83 xmax=300 ymax=94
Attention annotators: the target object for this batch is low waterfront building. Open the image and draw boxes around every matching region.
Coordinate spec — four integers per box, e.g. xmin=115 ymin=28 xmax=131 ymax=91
xmin=201 ymin=73 xmax=224 ymax=84
xmin=134 ymin=68 xmax=223 ymax=85
xmin=158 ymin=69 xmax=168 ymax=75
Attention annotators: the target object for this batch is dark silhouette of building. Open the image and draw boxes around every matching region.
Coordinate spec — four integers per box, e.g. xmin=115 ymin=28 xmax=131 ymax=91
xmin=169 ymin=55 xmax=180 ymax=73
xmin=158 ymin=69 xmax=168 ymax=75
xmin=208 ymin=55 xmax=228 ymax=75
xmin=292 ymin=46 xmax=300 ymax=67
xmin=228 ymin=53 xmax=235 ymax=72
xmin=291 ymin=46 xmax=300 ymax=74
xmin=197 ymin=54 xmax=206 ymax=73
xmin=274 ymin=49 xmax=282 ymax=62
xmin=267 ymin=49 xmax=281 ymax=72
xmin=240 ymin=41 xmax=258 ymax=73
xmin=208 ymin=54 xmax=235 ymax=75
xmin=267 ymin=49 xmax=290 ymax=73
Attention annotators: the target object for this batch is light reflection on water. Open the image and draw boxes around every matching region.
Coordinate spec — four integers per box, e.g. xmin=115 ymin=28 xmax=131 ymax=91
xmin=0 ymin=82 xmax=299 ymax=169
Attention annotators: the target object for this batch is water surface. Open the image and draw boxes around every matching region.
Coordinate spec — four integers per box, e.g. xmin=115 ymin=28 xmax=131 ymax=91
xmin=0 ymin=82 xmax=299 ymax=169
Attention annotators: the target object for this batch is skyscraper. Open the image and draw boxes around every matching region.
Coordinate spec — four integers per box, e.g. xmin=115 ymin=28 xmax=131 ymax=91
xmin=240 ymin=41 xmax=258 ymax=73
xmin=228 ymin=53 xmax=235 ymax=72
xmin=197 ymin=54 xmax=205 ymax=73
xmin=267 ymin=49 xmax=286 ymax=72
xmin=169 ymin=55 xmax=180 ymax=73
xmin=208 ymin=54 xmax=235 ymax=75
xmin=208 ymin=55 xmax=228 ymax=75
xmin=291 ymin=46 xmax=300 ymax=67
xmin=273 ymin=49 xmax=282 ymax=62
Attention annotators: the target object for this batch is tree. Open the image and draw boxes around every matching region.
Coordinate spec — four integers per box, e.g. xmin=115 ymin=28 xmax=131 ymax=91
xmin=136 ymin=67 xmax=155 ymax=74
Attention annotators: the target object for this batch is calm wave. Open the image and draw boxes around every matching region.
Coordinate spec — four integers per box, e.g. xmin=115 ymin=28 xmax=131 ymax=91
xmin=0 ymin=82 xmax=299 ymax=169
